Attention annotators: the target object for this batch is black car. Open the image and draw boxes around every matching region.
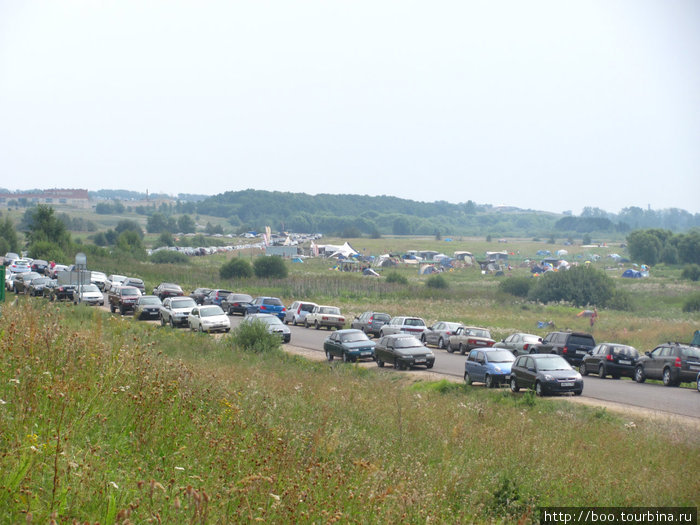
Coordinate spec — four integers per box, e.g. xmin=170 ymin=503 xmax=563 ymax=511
xmin=133 ymin=295 xmax=163 ymax=320
xmin=31 ymin=259 xmax=49 ymax=275
xmin=13 ymin=272 xmax=41 ymax=294
xmin=350 ymin=311 xmax=391 ymax=338
xmin=123 ymin=277 xmax=146 ymax=294
xmin=153 ymin=282 xmax=184 ymax=300
xmin=510 ymin=354 xmax=583 ymax=396
xmin=374 ymin=334 xmax=435 ymax=370
xmin=203 ymin=289 xmax=233 ymax=306
xmin=189 ymin=288 xmax=212 ymax=305
xmin=27 ymin=277 xmax=52 ymax=297
xmin=221 ymin=293 xmax=254 ymax=316
xmin=580 ymin=343 xmax=639 ymax=379
xmin=536 ymin=331 xmax=596 ymax=366
xmin=47 ymin=283 xmax=76 ymax=302
xmin=634 ymin=343 xmax=700 ymax=386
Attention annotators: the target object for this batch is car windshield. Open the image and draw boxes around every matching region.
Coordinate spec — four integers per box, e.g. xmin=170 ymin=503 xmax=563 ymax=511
xmin=171 ymin=298 xmax=196 ymax=308
xmin=536 ymin=357 xmax=572 ymax=371
xmin=405 ymin=318 xmax=425 ymax=327
xmin=263 ymin=298 xmax=283 ymax=306
xmin=120 ymin=287 xmax=140 ymax=295
xmin=466 ymin=329 xmax=490 ymax=338
xmin=259 ymin=316 xmax=283 ymax=326
xmin=320 ymin=307 xmax=340 ymax=315
xmin=139 ymin=297 xmax=161 ymax=305
xmin=162 ymin=283 xmax=180 ymax=290
xmin=201 ymin=306 xmax=224 ymax=317
xmin=394 ymin=337 xmax=422 ymax=348
xmin=340 ymin=332 xmax=370 ymax=343
xmin=487 ymin=351 xmax=515 ymax=363
xmin=32 ymin=277 xmax=50 ymax=285
xmin=80 ymin=284 xmax=100 ymax=293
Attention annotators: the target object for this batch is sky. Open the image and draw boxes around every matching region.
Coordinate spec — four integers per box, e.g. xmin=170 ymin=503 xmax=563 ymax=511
xmin=1 ymin=1 xmax=699 ymax=215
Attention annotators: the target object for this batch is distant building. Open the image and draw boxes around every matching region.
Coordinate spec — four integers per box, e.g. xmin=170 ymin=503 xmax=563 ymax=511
xmin=0 ymin=189 xmax=90 ymax=208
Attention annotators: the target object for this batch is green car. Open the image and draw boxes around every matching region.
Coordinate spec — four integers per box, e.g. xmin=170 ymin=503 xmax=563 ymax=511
xmin=323 ymin=329 xmax=376 ymax=363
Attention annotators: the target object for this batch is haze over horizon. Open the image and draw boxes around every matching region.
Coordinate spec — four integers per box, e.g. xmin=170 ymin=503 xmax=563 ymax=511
xmin=1 ymin=1 xmax=698 ymax=215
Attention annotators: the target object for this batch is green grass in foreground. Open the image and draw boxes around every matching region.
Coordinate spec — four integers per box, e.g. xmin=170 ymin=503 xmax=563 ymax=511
xmin=1 ymin=301 xmax=698 ymax=524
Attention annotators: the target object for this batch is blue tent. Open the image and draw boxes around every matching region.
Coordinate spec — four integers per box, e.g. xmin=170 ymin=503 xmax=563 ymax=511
xmin=622 ymin=269 xmax=642 ymax=278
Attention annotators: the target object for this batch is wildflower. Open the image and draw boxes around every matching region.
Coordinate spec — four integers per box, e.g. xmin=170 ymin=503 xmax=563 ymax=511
xmin=174 ymin=466 xmax=185 ymax=471
xmin=0 ymin=399 xmax=6 ymax=405
xmin=269 ymin=493 xmax=280 ymax=501
xmin=9 ymin=378 xmax=19 ymax=385
xmin=109 ymin=481 xmax=119 ymax=489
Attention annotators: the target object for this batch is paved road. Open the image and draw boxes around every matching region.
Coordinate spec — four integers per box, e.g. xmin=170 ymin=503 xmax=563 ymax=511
xmin=107 ymin=302 xmax=700 ymax=420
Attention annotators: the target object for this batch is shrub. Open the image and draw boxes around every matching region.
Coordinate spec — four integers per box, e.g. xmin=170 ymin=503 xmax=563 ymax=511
xmin=681 ymin=264 xmax=700 ymax=282
xmin=528 ymin=266 xmax=615 ymax=307
xmin=253 ymin=256 xmax=288 ymax=279
xmin=220 ymin=258 xmax=253 ymax=279
xmin=149 ymin=250 xmax=189 ymax=264
xmin=682 ymin=293 xmax=700 ymax=313
xmin=498 ymin=276 xmax=532 ymax=297
xmin=231 ymin=320 xmax=281 ymax=353
xmin=385 ymin=271 xmax=408 ymax=285
xmin=606 ymin=289 xmax=634 ymax=311
xmin=425 ymin=274 xmax=448 ymax=289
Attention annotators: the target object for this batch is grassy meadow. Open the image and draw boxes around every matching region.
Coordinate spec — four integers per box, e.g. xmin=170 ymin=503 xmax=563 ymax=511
xmin=0 ymin=300 xmax=698 ymax=524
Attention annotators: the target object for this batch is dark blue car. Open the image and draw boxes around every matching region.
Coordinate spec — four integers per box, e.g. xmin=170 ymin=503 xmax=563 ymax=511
xmin=245 ymin=296 xmax=287 ymax=320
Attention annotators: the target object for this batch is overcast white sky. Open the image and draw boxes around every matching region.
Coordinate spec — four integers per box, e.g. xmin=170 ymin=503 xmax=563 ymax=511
xmin=1 ymin=1 xmax=698 ymax=214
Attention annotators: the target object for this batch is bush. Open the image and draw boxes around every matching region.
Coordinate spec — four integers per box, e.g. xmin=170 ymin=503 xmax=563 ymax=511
xmin=220 ymin=258 xmax=253 ymax=279
xmin=253 ymin=256 xmax=288 ymax=279
xmin=682 ymin=293 xmax=700 ymax=313
xmin=606 ymin=289 xmax=634 ymax=311
xmin=425 ymin=274 xmax=448 ymax=289
xmin=385 ymin=271 xmax=408 ymax=285
xmin=149 ymin=250 xmax=189 ymax=264
xmin=498 ymin=276 xmax=532 ymax=298
xmin=681 ymin=264 xmax=700 ymax=282
xmin=528 ymin=266 xmax=615 ymax=307
xmin=231 ymin=320 xmax=281 ymax=353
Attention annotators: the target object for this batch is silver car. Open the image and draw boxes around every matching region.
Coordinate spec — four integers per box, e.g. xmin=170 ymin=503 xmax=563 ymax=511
xmin=493 ymin=332 xmax=543 ymax=356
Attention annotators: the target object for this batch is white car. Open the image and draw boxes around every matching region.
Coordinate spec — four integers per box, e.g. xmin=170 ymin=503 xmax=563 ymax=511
xmin=188 ymin=305 xmax=231 ymax=333
xmin=242 ymin=313 xmax=291 ymax=343
xmin=73 ymin=284 xmax=105 ymax=306
xmin=105 ymin=274 xmax=127 ymax=292
xmin=304 ymin=305 xmax=345 ymax=330
xmin=90 ymin=271 xmax=109 ymax=291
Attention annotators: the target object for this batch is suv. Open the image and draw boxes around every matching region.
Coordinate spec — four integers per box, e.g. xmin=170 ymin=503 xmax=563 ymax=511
xmin=634 ymin=343 xmax=700 ymax=386
xmin=350 ymin=311 xmax=391 ymax=338
xmin=379 ymin=316 xmax=427 ymax=338
xmin=108 ymin=286 xmax=142 ymax=315
xmin=284 ymin=300 xmax=317 ymax=325
xmin=536 ymin=331 xmax=596 ymax=366
xmin=160 ymin=296 xmax=196 ymax=328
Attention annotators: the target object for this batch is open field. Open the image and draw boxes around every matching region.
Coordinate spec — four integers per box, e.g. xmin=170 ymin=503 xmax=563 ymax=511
xmin=1 ymin=300 xmax=698 ymax=523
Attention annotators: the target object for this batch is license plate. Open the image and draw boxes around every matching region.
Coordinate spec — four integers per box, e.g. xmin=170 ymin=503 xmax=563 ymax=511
xmin=619 ymin=360 xmax=631 ymax=365
xmin=361 ymin=352 xmax=370 ymax=356
xmin=690 ymin=365 xmax=700 ymax=370
xmin=561 ymin=382 xmax=574 ymax=387
xmin=415 ymin=359 xmax=426 ymax=363
xmin=576 ymin=350 xmax=587 ymax=355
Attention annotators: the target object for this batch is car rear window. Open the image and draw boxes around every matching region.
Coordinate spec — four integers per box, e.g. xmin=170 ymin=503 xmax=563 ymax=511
xmin=373 ymin=314 xmax=390 ymax=322
xmin=681 ymin=347 xmax=700 ymax=359
xmin=611 ymin=345 xmax=639 ymax=358
xmin=569 ymin=335 xmax=595 ymax=346
xmin=405 ymin=318 xmax=425 ymax=327
xmin=300 ymin=303 xmax=316 ymax=312
xmin=263 ymin=298 xmax=283 ymax=306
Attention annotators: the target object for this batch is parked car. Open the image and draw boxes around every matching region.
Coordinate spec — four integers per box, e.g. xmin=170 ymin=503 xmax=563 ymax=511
xmin=464 ymin=348 xmax=516 ymax=388
xmin=350 ymin=311 xmax=391 ymax=338
xmin=536 ymin=331 xmax=596 ymax=366
xmin=133 ymin=295 xmax=163 ymax=320
xmin=46 ymin=282 xmax=76 ymax=302
xmin=72 ymin=284 xmax=105 ymax=306
xmin=323 ymin=329 xmax=376 ymax=362
xmin=123 ymin=277 xmax=146 ymax=294
xmin=27 ymin=276 xmax=52 ymax=297
xmin=374 ymin=334 xmax=435 ymax=370
xmin=153 ymin=282 xmax=184 ymax=300
xmin=90 ymin=271 xmax=109 ymax=291
xmin=31 ymin=259 xmax=49 ymax=275
xmin=246 ymin=296 xmax=287 ymax=320
xmin=241 ymin=313 xmax=291 ymax=343
xmin=203 ymin=289 xmax=233 ymax=306
xmin=13 ymin=272 xmax=41 ymax=294
xmin=448 ymin=326 xmax=495 ymax=355
xmin=108 ymin=286 xmax=142 ymax=315
xmin=3 ymin=252 xmax=19 ymax=266
xmin=188 ymin=305 xmax=231 ymax=333
xmin=510 ymin=354 xmax=583 ymax=396
xmin=48 ymin=264 xmax=68 ymax=279
xmin=284 ymin=300 xmax=317 ymax=325
xmin=160 ymin=296 xmax=197 ymax=328
xmin=580 ymin=343 xmax=640 ymax=379
xmin=634 ymin=343 xmax=700 ymax=386
xmin=105 ymin=274 xmax=127 ymax=292
xmin=41 ymin=279 xmax=58 ymax=299
xmin=493 ymin=332 xmax=543 ymax=356
xmin=305 ymin=305 xmax=345 ymax=330
xmin=189 ymin=287 xmax=213 ymax=305
xmin=422 ymin=321 xmax=463 ymax=350
xmin=379 ymin=316 xmax=427 ymax=338
xmin=221 ymin=293 xmax=254 ymax=316
xmin=9 ymin=259 xmax=32 ymax=274
xmin=697 ymin=370 xmax=700 ymax=393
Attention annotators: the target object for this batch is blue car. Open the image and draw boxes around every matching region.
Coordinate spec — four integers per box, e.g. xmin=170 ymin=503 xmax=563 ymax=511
xmin=245 ymin=296 xmax=287 ymax=320
xmin=464 ymin=348 xmax=515 ymax=388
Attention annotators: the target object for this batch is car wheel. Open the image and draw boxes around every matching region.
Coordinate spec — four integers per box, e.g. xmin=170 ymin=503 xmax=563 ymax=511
xmin=169 ymin=318 xmax=176 ymax=328
xmin=326 ymin=350 xmax=333 ymax=362
xmin=697 ymin=377 xmax=700 ymax=393
xmin=447 ymin=343 xmax=454 ymax=354
xmin=198 ymin=325 xmax=204 ymax=333
xmin=119 ymin=306 xmax=125 ymax=316
xmin=574 ymin=389 xmax=582 ymax=396
xmin=662 ymin=368 xmax=674 ymax=387
xmin=485 ymin=374 xmax=494 ymax=389
xmin=110 ymin=303 xmax=115 ymax=313
xmin=377 ymin=357 xmax=384 ymax=367
xmin=315 ymin=321 xmax=320 ymax=330
xmin=634 ymin=366 xmax=646 ymax=383
xmin=459 ymin=344 xmax=466 ymax=355
xmin=426 ymin=363 xmax=433 ymax=369
xmin=420 ymin=334 xmax=426 ymax=344
xmin=510 ymin=377 xmax=520 ymax=393
xmin=438 ymin=337 xmax=445 ymax=349
xmin=535 ymin=381 xmax=544 ymax=397
xmin=579 ymin=362 xmax=588 ymax=376
xmin=342 ymin=352 xmax=349 ymax=363
xmin=464 ymin=371 xmax=472 ymax=385
xmin=598 ymin=364 xmax=606 ymax=379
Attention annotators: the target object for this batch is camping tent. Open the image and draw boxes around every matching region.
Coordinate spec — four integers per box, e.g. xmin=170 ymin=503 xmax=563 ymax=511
xmin=622 ymin=269 xmax=642 ymax=278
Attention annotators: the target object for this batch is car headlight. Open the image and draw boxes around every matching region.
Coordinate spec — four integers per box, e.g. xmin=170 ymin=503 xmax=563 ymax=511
xmin=544 ymin=374 xmax=555 ymax=381
xmin=574 ymin=373 xmax=582 ymax=380
xmin=493 ymin=366 xmax=502 ymax=373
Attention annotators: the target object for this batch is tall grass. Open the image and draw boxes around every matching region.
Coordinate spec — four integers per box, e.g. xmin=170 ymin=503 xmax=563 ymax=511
xmin=0 ymin=301 xmax=698 ymax=523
